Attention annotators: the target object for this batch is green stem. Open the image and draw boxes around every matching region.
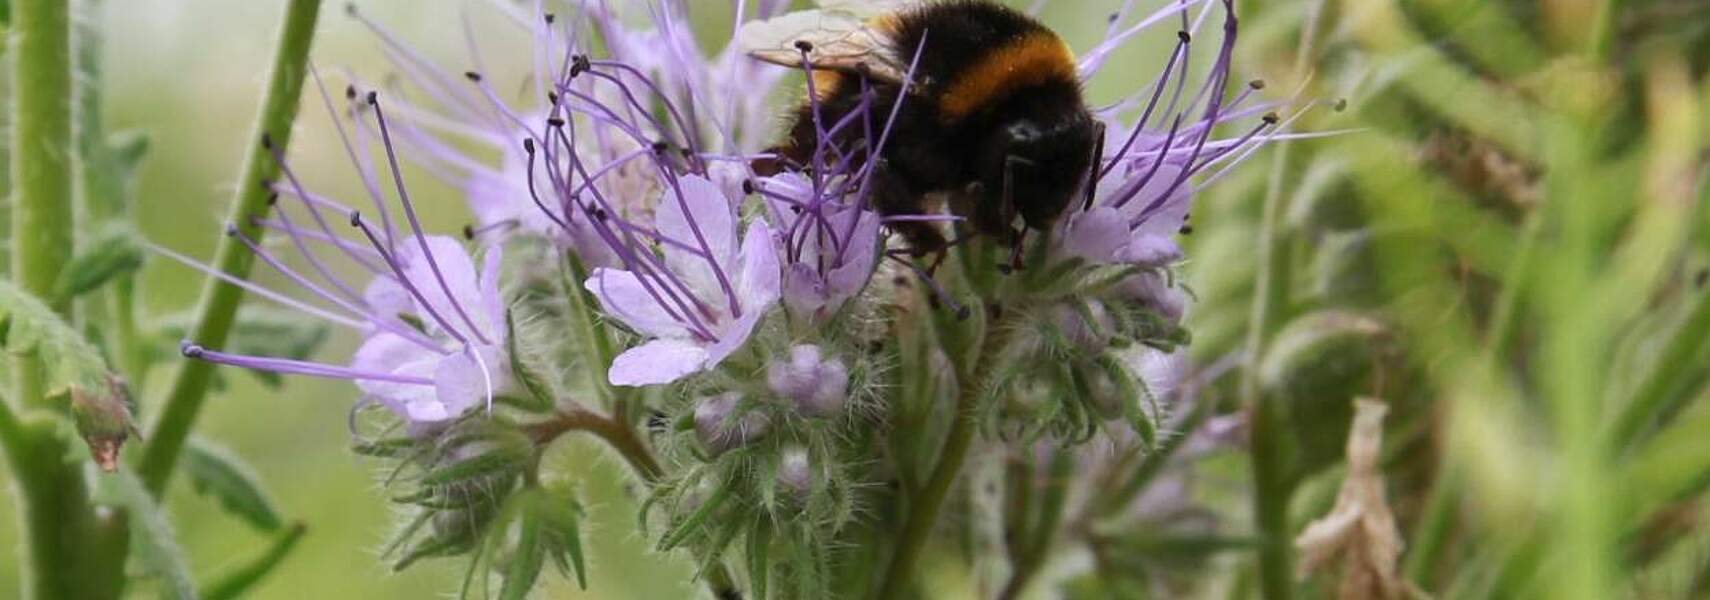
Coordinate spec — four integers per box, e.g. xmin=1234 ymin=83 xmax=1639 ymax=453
xmin=1605 ymin=270 xmax=1710 ymax=453
xmin=136 ymin=0 xmax=323 ymax=497
xmin=1402 ymin=461 xmax=1460 ymax=589
xmin=12 ymin=0 xmax=76 ymax=406
xmin=526 ymin=408 xmax=741 ymax=597
xmin=876 ymin=316 xmax=1009 ymax=600
xmin=5 ymin=2 xmax=118 ymax=599
xmin=1243 ymin=137 xmax=1298 ymax=600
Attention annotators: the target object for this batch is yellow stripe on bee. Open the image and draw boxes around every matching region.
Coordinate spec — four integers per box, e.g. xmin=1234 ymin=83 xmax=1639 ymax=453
xmin=939 ymin=31 xmax=1076 ymax=122
xmin=812 ymin=70 xmax=843 ymax=100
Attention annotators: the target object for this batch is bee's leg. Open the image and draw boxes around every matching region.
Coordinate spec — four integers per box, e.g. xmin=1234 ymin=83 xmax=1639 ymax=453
xmin=993 ymin=155 xmax=1036 ymax=274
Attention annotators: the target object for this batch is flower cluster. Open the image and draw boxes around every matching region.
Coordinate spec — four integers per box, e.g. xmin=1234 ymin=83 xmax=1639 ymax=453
xmin=166 ymin=0 xmax=1301 ymax=595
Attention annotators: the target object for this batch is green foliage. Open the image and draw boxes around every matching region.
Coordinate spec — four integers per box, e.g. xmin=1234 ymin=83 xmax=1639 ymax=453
xmin=52 ymin=222 xmax=144 ymax=302
xmin=181 ymin=437 xmax=284 ymax=532
xmin=199 ymin=523 xmax=306 ymax=600
xmin=94 ymin=468 xmax=198 ymax=600
xmin=0 ymin=278 xmax=111 ymax=396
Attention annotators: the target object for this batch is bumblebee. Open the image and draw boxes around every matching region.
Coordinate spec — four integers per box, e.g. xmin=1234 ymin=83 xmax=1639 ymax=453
xmin=742 ymin=0 xmax=1100 ymax=263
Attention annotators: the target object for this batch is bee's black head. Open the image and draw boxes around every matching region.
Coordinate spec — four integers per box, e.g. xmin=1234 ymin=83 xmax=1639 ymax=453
xmin=977 ymin=102 xmax=1099 ymax=233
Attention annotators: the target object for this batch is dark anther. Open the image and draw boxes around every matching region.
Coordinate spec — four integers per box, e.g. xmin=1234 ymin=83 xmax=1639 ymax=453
xmin=224 ymin=224 xmax=239 ymax=237
xmin=258 ymin=178 xmax=273 ymax=191
xmin=464 ymin=71 xmax=482 ymax=82
xmin=741 ymin=179 xmax=756 ymax=195
xmin=349 ymin=210 xmax=363 ymax=227
xmin=546 ymin=91 xmax=559 ymax=105
xmin=1262 ymin=112 xmax=1280 ymax=125
xmin=1107 ymin=12 xmax=1120 ymax=23
xmin=593 ymin=208 xmax=608 ymax=221
xmin=365 ymin=90 xmax=379 ymax=105
xmin=793 ymin=39 xmax=814 ymax=52
xmin=546 ymin=117 xmax=566 ymax=128
xmin=1179 ymin=224 xmax=1195 ymax=235
xmin=266 ymin=193 xmax=280 ymax=206
xmin=570 ymin=55 xmax=592 ymax=77
xmin=651 ymin=140 xmax=671 ymax=154
xmin=1177 ymin=30 xmax=1191 ymax=43
xmin=345 ymin=84 xmax=357 ymax=100
xmin=789 ymin=205 xmax=803 ymax=214
xmin=544 ymin=13 xmax=556 ymax=24
xmin=260 ymin=133 xmax=274 ymax=149
xmin=1249 ymin=79 xmax=1266 ymax=90
xmin=522 ymin=138 xmax=536 ymax=154
xmin=180 ymin=342 xmax=204 ymax=358
xmin=462 ymin=224 xmax=476 ymax=240
xmin=1334 ymin=98 xmax=1349 ymax=112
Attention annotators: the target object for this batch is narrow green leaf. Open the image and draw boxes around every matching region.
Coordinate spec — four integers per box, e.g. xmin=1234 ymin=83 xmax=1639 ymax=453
xmin=182 ymin=437 xmax=284 ymax=531
xmin=53 ymin=222 xmax=144 ymax=301
xmin=95 ymin=467 xmax=199 ymax=600
xmin=505 ymin=311 xmax=554 ymax=411
xmin=747 ymin=517 xmax=772 ymax=600
xmin=200 ymin=522 xmax=307 ymax=600
xmin=500 ymin=499 xmax=545 ymax=600
xmin=659 ymin=478 xmax=734 ymax=552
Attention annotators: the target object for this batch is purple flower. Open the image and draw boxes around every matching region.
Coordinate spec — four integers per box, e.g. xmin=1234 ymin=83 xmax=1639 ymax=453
xmin=765 ymin=344 xmax=849 ymax=418
xmin=169 ymin=89 xmax=516 ymax=431
xmin=344 ymin=1 xmax=790 ymax=260
xmin=758 ymin=173 xmax=883 ymax=322
xmin=583 ymin=174 xmax=782 ymax=386
xmin=1055 ymin=0 xmax=1327 ymax=269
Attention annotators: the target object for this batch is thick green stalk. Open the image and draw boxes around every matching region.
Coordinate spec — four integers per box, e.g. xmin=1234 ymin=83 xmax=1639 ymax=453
xmin=876 ymin=313 xmax=1009 ymax=600
xmin=137 ymin=0 xmax=323 ymax=497
xmin=1243 ymin=128 xmax=1298 ymax=600
xmin=6 ymin=2 xmax=110 ymax=599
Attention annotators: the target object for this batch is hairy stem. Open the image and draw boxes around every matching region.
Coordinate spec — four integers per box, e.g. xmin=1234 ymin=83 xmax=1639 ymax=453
xmin=876 ymin=312 xmax=1009 ymax=599
xmin=5 ymin=1 xmax=118 ymax=599
xmin=136 ymin=0 xmax=323 ymax=497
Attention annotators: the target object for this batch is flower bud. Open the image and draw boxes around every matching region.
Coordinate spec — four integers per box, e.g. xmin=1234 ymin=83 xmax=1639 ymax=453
xmin=778 ymin=446 xmax=812 ymax=499
xmin=1116 ymin=272 xmax=1188 ymax=326
xmin=694 ymin=393 xmax=771 ymax=455
xmin=1051 ymin=300 xmax=1116 ymax=353
xmin=70 ymin=376 xmax=135 ymax=473
xmin=766 ymin=345 xmax=849 ymax=418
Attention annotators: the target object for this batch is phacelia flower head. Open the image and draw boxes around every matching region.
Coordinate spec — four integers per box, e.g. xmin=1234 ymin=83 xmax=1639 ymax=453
xmin=1057 ymin=0 xmax=1328 ymax=270
xmin=344 ymin=0 xmax=792 ymax=260
xmin=170 ymin=87 xmax=515 ymax=432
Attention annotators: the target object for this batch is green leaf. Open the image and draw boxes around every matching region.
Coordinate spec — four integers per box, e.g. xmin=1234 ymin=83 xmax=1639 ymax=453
xmin=746 ymin=516 xmax=771 ymax=600
xmin=500 ymin=495 xmax=546 ymax=600
xmin=182 ymin=438 xmax=284 ymax=531
xmin=95 ymin=467 xmax=199 ymax=600
xmin=200 ymin=522 xmax=306 ymax=600
xmin=0 ymin=278 xmax=111 ymax=394
xmin=54 ymin=222 xmax=145 ymax=301
xmin=505 ymin=311 xmax=553 ymax=412
xmin=536 ymin=486 xmax=588 ymax=589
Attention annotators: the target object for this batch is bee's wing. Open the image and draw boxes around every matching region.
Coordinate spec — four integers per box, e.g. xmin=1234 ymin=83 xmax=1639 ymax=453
xmin=737 ymin=9 xmax=913 ymax=87
xmin=814 ymin=0 xmax=916 ymax=18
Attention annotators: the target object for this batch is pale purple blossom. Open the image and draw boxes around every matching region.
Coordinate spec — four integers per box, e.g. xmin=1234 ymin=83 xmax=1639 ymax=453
xmin=583 ymin=174 xmax=781 ymax=386
xmin=170 ymin=90 xmax=515 ymax=431
xmin=758 ymin=173 xmax=883 ymax=322
xmin=1056 ymin=0 xmax=1329 ymax=269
